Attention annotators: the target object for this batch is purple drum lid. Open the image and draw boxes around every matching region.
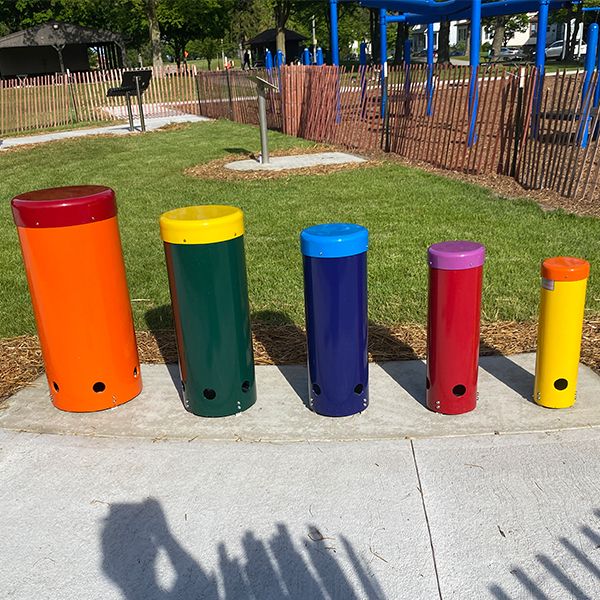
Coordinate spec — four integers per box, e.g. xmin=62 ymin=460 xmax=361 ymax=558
xmin=428 ymin=240 xmax=486 ymax=271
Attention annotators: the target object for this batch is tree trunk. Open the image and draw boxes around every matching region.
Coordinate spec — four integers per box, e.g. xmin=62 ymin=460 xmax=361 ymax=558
xmin=438 ymin=21 xmax=450 ymax=63
xmin=371 ymin=9 xmax=380 ymax=63
xmin=274 ymin=1 xmax=290 ymax=57
xmin=568 ymin=7 xmax=582 ymax=60
xmin=492 ymin=16 xmax=506 ymax=57
xmin=276 ymin=27 xmax=286 ymax=55
xmin=394 ymin=22 xmax=408 ymax=64
xmin=146 ymin=0 xmax=162 ymax=68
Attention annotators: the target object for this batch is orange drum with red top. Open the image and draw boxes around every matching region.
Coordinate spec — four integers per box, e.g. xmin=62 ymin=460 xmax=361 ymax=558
xmin=11 ymin=185 xmax=142 ymax=412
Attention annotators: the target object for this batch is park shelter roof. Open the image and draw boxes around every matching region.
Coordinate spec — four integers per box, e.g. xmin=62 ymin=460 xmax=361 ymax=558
xmin=0 ymin=22 xmax=123 ymax=49
xmin=248 ymin=28 xmax=307 ymax=45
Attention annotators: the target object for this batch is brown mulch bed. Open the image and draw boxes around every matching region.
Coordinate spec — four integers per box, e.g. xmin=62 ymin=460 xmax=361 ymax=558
xmin=184 ymin=144 xmax=382 ymax=181
xmin=2 ymin=319 xmax=598 ymax=403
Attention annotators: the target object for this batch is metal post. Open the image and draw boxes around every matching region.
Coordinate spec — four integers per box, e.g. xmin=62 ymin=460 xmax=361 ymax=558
xmin=426 ymin=23 xmax=435 ymax=116
xmin=380 ymin=8 xmax=388 ymax=118
xmin=312 ymin=14 xmax=317 ymax=64
xmin=257 ymin=84 xmax=270 ymax=164
xmin=468 ymin=0 xmax=481 ymax=146
xmin=581 ymin=23 xmax=598 ymax=147
xmin=330 ymin=0 xmax=340 ymax=66
xmin=135 ymin=75 xmax=146 ymax=132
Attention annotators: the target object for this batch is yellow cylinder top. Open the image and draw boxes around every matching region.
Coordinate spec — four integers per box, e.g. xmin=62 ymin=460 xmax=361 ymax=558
xmin=160 ymin=205 xmax=244 ymax=245
xmin=541 ymin=256 xmax=590 ymax=282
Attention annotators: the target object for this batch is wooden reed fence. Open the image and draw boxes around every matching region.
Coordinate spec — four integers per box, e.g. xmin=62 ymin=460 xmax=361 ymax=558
xmin=0 ymin=66 xmax=201 ymax=136
xmin=195 ymin=64 xmax=600 ymax=203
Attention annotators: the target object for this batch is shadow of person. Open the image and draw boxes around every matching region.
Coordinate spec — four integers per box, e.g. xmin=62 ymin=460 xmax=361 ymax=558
xmin=252 ymin=311 xmax=309 ymax=408
xmin=144 ymin=305 xmax=182 ymax=400
xmin=101 ymin=498 xmax=219 ymax=600
xmin=369 ymin=322 xmax=427 ymax=408
xmin=479 ymin=341 xmax=535 ymax=404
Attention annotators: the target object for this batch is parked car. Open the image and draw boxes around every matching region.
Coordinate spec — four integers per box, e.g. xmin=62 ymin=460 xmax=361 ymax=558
xmin=489 ymin=46 xmax=524 ymax=62
xmin=545 ymin=40 xmax=587 ymax=60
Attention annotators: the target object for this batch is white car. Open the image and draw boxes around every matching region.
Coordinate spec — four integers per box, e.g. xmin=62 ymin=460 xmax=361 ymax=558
xmin=545 ymin=40 xmax=587 ymax=60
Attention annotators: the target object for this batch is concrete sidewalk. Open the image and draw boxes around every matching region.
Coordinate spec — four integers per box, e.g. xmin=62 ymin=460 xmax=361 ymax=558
xmin=0 ymin=114 xmax=209 ymax=150
xmin=1 ymin=355 xmax=600 ymax=599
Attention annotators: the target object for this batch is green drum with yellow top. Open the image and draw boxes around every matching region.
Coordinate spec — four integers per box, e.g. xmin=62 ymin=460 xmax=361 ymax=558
xmin=159 ymin=205 xmax=256 ymax=417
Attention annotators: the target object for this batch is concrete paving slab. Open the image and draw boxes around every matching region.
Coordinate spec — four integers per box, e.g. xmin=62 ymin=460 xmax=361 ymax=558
xmin=1 ymin=354 xmax=599 ymax=441
xmin=224 ymin=152 xmax=366 ymax=171
xmin=0 ymin=115 xmax=208 ymax=150
xmin=0 ymin=430 xmax=437 ymax=600
xmin=413 ymin=428 xmax=600 ymax=599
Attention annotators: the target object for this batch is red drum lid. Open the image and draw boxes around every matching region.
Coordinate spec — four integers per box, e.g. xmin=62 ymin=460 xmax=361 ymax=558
xmin=12 ymin=185 xmax=117 ymax=228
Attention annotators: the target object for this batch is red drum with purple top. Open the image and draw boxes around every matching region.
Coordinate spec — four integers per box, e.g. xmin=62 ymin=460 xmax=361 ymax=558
xmin=426 ymin=241 xmax=486 ymax=415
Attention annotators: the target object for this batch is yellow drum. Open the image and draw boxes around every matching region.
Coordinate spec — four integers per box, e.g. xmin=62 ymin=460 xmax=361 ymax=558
xmin=534 ymin=257 xmax=590 ymax=409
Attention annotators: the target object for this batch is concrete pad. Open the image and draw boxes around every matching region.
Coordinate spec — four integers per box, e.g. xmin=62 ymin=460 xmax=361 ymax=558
xmin=0 ymin=115 xmax=209 ymax=150
xmin=224 ymin=152 xmax=366 ymax=171
xmin=413 ymin=429 xmax=600 ymax=599
xmin=1 ymin=354 xmax=599 ymax=441
xmin=0 ymin=430 xmax=437 ymax=599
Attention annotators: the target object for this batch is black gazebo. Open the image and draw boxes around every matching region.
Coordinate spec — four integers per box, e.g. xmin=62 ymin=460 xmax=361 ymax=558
xmin=248 ymin=28 xmax=307 ymax=63
xmin=0 ymin=21 xmax=125 ymax=79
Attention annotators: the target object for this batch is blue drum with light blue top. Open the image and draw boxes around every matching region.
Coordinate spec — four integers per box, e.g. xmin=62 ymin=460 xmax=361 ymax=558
xmin=300 ymin=223 xmax=369 ymax=417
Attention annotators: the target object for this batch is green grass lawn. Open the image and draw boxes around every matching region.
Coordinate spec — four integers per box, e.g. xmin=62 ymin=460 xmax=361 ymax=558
xmin=0 ymin=119 xmax=598 ymax=338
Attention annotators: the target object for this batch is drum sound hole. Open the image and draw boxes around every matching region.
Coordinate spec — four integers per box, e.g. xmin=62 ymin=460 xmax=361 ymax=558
xmin=452 ymin=384 xmax=466 ymax=397
xmin=241 ymin=381 xmax=250 ymax=393
xmin=354 ymin=384 xmax=364 ymax=394
xmin=312 ymin=384 xmax=321 ymax=395
xmin=93 ymin=382 xmax=106 ymax=393
xmin=426 ymin=377 xmax=430 ymax=390
xmin=133 ymin=367 xmax=138 ymax=378
xmin=554 ymin=378 xmax=568 ymax=391
xmin=203 ymin=388 xmax=216 ymax=400
xmin=53 ymin=381 xmax=59 ymax=392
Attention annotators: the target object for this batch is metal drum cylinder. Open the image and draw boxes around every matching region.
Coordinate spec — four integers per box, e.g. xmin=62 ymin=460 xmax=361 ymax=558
xmin=426 ymin=241 xmax=486 ymax=415
xmin=301 ymin=223 xmax=369 ymax=417
xmin=11 ymin=185 xmax=142 ymax=412
xmin=534 ymin=257 xmax=590 ymax=409
xmin=159 ymin=205 xmax=256 ymax=417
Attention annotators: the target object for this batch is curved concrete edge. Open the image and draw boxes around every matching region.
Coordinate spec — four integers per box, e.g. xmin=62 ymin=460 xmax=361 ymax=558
xmin=1 ymin=354 xmax=599 ymax=442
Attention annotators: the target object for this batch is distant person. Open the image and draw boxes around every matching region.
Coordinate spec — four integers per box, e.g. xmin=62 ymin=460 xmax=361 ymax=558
xmin=243 ymin=50 xmax=251 ymax=70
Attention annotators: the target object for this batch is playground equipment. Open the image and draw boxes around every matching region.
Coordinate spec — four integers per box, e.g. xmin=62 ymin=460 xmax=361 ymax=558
xmin=534 ymin=257 xmax=590 ymax=408
xmin=160 ymin=205 xmax=256 ymax=417
xmin=426 ymin=241 xmax=486 ymax=415
xmin=11 ymin=186 xmax=142 ymax=412
xmin=329 ymin=0 xmax=571 ymax=143
xmin=301 ymin=224 xmax=369 ymax=417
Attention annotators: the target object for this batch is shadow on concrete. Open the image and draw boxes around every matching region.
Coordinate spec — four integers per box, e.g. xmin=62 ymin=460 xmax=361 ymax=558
xmin=369 ymin=323 xmax=427 ymax=408
xmin=101 ymin=498 xmax=386 ymax=600
xmin=479 ymin=342 xmax=535 ymax=404
xmin=488 ymin=511 xmax=600 ymax=600
xmin=252 ymin=311 xmax=309 ymax=408
xmin=144 ymin=305 xmax=181 ymax=400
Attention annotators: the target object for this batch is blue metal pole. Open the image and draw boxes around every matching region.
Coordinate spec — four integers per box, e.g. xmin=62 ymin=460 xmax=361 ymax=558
xmin=330 ymin=0 xmax=340 ymax=66
xmin=426 ymin=23 xmax=435 ymax=116
xmin=316 ymin=47 xmax=324 ymax=66
xmin=380 ymin=8 xmax=388 ymax=117
xmin=581 ymin=23 xmax=598 ymax=147
xmin=468 ymin=0 xmax=481 ymax=146
xmin=532 ymin=0 xmax=549 ymax=136
xmin=404 ymin=38 xmax=411 ymax=111
xmin=360 ymin=41 xmax=367 ymax=66
xmin=302 ymin=47 xmax=311 ymax=65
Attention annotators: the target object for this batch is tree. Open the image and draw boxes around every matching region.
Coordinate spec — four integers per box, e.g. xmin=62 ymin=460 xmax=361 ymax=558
xmin=483 ymin=14 xmax=529 ymax=57
xmin=273 ymin=0 xmax=292 ymax=55
xmin=438 ymin=21 xmax=450 ymax=63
